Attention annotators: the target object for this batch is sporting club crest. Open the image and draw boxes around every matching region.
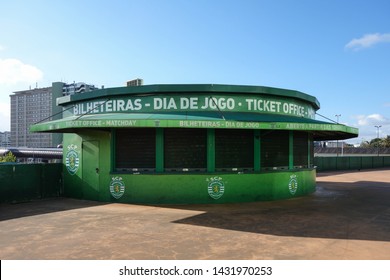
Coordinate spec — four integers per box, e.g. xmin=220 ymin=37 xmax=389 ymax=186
xmin=65 ymin=144 xmax=79 ymax=175
xmin=207 ymin=176 xmax=225 ymax=200
xmin=288 ymin=174 xmax=298 ymax=195
xmin=110 ymin=176 xmax=125 ymax=199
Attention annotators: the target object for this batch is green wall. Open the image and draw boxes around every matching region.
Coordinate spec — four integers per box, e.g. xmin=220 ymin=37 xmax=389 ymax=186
xmin=62 ymin=131 xmax=316 ymax=204
xmin=0 ymin=163 xmax=62 ymax=203
xmin=51 ymin=82 xmax=65 ymax=147
xmin=62 ymin=130 xmax=112 ymax=202
xmin=108 ymin=170 xmax=316 ymax=204
xmin=314 ymin=156 xmax=390 ymax=171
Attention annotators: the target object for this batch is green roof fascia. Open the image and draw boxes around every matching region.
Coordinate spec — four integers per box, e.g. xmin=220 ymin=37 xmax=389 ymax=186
xmin=57 ymin=84 xmax=320 ymax=110
xmin=31 ymin=112 xmax=357 ymax=140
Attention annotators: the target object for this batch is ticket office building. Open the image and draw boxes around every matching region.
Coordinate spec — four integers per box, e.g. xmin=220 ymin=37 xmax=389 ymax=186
xmin=32 ymin=84 xmax=358 ymax=204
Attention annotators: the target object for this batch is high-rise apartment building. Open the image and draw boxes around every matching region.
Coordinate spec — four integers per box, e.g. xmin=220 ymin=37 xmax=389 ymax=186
xmin=10 ymin=86 xmax=54 ymax=147
xmin=10 ymin=81 xmax=97 ymax=148
xmin=0 ymin=131 xmax=11 ymax=147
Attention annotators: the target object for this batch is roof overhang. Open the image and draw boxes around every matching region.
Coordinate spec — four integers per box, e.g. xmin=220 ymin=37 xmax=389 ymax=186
xmin=31 ymin=112 xmax=358 ymax=141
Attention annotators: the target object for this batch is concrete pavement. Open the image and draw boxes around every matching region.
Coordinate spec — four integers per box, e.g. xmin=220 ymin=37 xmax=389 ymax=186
xmin=0 ymin=168 xmax=389 ymax=259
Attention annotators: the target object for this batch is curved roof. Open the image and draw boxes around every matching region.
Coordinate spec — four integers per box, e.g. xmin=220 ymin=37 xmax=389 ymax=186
xmin=58 ymin=84 xmax=321 ymax=110
xmin=33 ymin=83 xmax=357 ymax=141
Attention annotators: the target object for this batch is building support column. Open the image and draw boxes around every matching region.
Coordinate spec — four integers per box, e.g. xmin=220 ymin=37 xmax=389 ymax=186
xmin=254 ymin=130 xmax=261 ymax=171
xmin=307 ymin=133 xmax=311 ymax=168
xmin=110 ymin=129 xmax=116 ymax=172
xmin=289 ymin=131 xmax=294 ymax=170
xmin=207 ymin=129 xmax=215 ymax=173
xmin=156 ymin=128 xmax=164 ymax=173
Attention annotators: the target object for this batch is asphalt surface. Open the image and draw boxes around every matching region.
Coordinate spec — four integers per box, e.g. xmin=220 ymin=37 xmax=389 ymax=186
xmin=0 ymin=169 xmax=389 ymax=260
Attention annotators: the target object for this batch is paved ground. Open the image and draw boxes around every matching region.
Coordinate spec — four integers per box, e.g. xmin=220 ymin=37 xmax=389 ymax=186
xmin=0 ymin=169 xmax=389 ymax=260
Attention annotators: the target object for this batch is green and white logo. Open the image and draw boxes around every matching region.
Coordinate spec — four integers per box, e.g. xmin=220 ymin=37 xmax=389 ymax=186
xmin=65 ymin=144 xmax=79 ymax=175
xmin=207 ymin=176 xmax=225 ymax=200
xmin=110 ymin=176 xmax=125 ymax=199
xmin=288 ymin=174 xmax=298 ymax=195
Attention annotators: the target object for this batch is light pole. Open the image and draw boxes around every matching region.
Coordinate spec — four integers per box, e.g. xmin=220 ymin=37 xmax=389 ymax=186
xmin=375 ymin=125 xmax=381 ymax=138
xmin=335 ymin=114 xmax=341 ymax=156
xmin=375 ymin=125 xmax=381 ymax=156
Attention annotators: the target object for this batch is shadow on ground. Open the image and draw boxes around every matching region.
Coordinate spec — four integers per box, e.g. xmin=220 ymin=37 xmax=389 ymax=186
xmin=0 ymin=198 xmax=106 ymax=221
xmin=1 ymin=180 xmax=389 ymax=243
xmin=165 ymin=181 xmax=390 ymax=242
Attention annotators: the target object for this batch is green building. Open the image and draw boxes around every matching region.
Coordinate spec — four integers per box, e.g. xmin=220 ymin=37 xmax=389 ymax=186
xmin=31 ymin=84 xmax=358 ymax=204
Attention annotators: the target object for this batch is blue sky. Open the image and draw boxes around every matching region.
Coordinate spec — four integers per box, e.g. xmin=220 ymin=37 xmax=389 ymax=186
xmin=1 ymin=0 xmax=389 ymax=144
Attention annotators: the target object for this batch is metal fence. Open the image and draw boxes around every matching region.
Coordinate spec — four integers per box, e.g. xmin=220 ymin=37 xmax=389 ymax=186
xmin=314 ymin=147 xmax=390 ymax=155
xmin=1 ymin=159 xmax=388 ymax=203
xmin=314 ymin=156 xmax=390 ymax=172
xmin=0 ymin=163 xmax=62 ymax=203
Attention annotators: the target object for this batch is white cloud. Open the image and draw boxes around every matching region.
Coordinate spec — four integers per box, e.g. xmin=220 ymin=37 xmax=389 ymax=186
xmin=0 ymin=45 xmax=5 ymax=51
xmin=352 ymin=114 xmax=390 ymax=141
xmin=0 ymin=101 xmax=10 ymax=132
xmin=354 ymin=114 xmax=390 ymax=126
xmin=0 ymin=58 xmax=43 ymax=84
xmin=345 ymin=33 xmax=390 ymax=50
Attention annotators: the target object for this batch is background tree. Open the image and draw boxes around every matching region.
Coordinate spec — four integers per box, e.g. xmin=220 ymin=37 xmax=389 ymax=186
xmin=0 ymin=151 xmax=17 ymax=163
xmin=359 ymin=140 xmax=370 ymax=148
xmin=369 ymin=138 xmax=381 ymax=147
xmin=381 ymin=135 xmax=390 ymax=148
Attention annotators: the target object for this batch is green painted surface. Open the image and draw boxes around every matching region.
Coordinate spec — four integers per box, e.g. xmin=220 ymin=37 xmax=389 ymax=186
xmin=82 ymin=140 xmax=100 ymax=201
xmin=373 ymin=157 xmax=384 ymax=168
xmin=314 ymin=156 xmax=390 ymax=171
xmin=106 ymin=169 xmax=316 ymax=204
xmin=207 ymin=129 xmax=215 ymax=172
xmin=307 ymin=137 xmax=311 ymax=167
xmin=155 ymin=128 xmax=164 ymax=173
xmin=57 ymin=84 xmax=321 ymax=110
xmin=31 ymin=114 xmax=358 ymax=140
xmin=51 ymin=82 xmax=65 ymax=147
xmin=0 ymin=163 xmax=62 ymax=203
xmin=254 ymin=130 xmax=261 ymax=171
xmin=67 ymin=94 xmax=315 ymax=119
xmin=110 ymin=129 xmax=116 ymax=172
xmin=61 ymin=131 xmax=316 ymax=204
xmin=30 ymin=83 xmax=360 ymax=204
xmin=336 ymin=157 xmax=350 ymax=170
xmin=63 ymin=131 xmax=111 ymax=202
xmin=30 ymin=84 xmax=357 ymax=141
xmin=289 ymin=131 xmax=293 ymax=169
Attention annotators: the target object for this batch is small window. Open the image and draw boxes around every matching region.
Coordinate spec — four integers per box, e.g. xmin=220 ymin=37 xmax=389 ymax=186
xmin=293 ymin=131 xmax=308 ymax=168
xmin=164 ymin=128 xmax=206 ymax=171
xmin=115 ymin=128 xmax=156 ymax=172
xmin=261 ymin=130 xmax=289 ymax=169
xmin=215 ymin=129 xmax=253 ymax=171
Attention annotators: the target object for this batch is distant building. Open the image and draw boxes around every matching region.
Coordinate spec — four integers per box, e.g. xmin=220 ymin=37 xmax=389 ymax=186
xmin=0 ymin=131 xmax=11 ymax=147
xmin=62 ymin=82 xmax=98 ymax=96
xmin=126 ymin=78 xmax=143 ymax=87
xmin=10 ymin=86 xmax=54 ymax=148
xmin=10 ymin=81 xmax=97 ymax=148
